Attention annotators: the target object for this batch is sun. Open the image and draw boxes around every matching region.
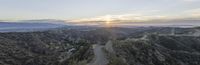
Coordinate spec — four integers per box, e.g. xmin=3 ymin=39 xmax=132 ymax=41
xmin=106 ymin=20 xmax=111 ymax=24
xmin=105 ymin=15 xmax=112 ymax=25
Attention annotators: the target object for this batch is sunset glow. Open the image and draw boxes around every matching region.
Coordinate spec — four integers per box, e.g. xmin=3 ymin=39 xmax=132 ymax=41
xmin=0 ymin=0 xmax=200 ymax=26
xmin=105 ymin=15 xmax=112 ymax=25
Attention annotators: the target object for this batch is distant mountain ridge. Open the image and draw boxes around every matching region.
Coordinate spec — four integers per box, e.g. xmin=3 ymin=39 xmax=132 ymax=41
xmin=19 ymin=19 xmax=67 ymax=24
xmin=0 ymin=19 xmax=200 ymax=32
xmin=0 ymin=20 xmax=66 ymax=32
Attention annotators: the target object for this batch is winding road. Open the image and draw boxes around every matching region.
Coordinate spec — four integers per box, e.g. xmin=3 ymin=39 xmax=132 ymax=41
xmin=88 ymin=44 xmax=108 ymax=65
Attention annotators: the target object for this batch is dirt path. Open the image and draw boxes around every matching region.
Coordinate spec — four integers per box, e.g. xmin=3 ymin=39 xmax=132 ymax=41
xmin=88 ymin=44 xmax=108 ymax=65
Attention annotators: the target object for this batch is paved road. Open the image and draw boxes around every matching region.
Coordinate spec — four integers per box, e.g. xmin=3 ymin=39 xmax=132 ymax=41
xmin=88 ymin=44 xmax=108 ymax=65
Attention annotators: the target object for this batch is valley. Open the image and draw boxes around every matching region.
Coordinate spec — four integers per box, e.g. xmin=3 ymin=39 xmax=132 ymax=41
xmin=0 ymin=26 xmax=200 ymax=65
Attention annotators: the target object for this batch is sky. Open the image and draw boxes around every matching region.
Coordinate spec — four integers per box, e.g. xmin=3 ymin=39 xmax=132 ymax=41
xmin=0 ymin=0 xmax=200 ymax=23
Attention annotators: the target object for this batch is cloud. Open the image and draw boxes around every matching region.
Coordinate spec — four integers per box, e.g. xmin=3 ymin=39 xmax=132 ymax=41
xmin=69 ymin=8 xmax=200 ymax=26
xmin=71 ymin=9 xmax=162 ymax=22
xmin=184 ymin=8 xmax=200 ymax=17
xmin=71 ymin=13 xmax=177 ymax=23
xmin=162 ymin=0 xmax=199 ymax=2
xmin=180 ymin=8 xmax=200 ymax=20
xmin=69 ymin=14 xmax=174 ymax=26
xmin=181 ymin=0 xmax=199 ymax=2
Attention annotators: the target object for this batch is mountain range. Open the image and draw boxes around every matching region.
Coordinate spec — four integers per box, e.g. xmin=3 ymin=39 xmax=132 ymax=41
xmin=0 ymin=19 xmax=200 ymax=32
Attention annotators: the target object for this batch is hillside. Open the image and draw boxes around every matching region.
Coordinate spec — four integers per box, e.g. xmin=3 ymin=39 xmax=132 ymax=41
xmin=110 ymin=34 xmax=200 ymax=65
xmin=0 ymin=31 xmax=93 ymax=65
xmin=0 ymin=20 xmax=65 ymax=32
xmin=0 ymin=27 xmax=199 ymax=65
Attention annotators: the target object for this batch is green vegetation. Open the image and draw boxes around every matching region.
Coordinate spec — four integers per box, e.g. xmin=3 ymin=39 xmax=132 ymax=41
xmin=0 ymin=31 xmax=94 ymax=65
xmin=108 ymin=56 xmax=127 ymax=65
xmin=68 ymin=60 xmax=87 ymax=65
xmin=0 ymin=27 xmax=200 ymax=65
xmin=112 ymin=34 xmax=200 ymax=65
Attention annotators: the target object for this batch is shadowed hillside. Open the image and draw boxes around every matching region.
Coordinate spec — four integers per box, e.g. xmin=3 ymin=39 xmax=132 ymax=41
xmin=0 ymin=26 xmax=200 ymax=65
xmin=111 ymin=34 xmax=200 ymax=65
